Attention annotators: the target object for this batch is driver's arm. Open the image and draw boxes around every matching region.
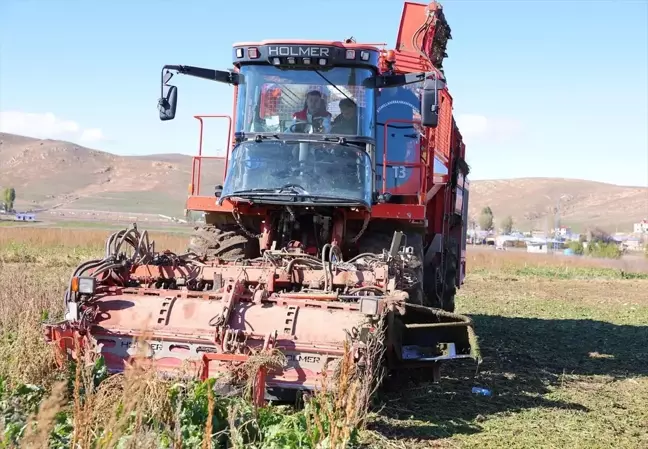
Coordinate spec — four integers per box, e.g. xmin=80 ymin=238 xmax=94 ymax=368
xmin=321 ymin=115 xmax=331 ymax=133
xmin=286 ymin=111 xmax=306 ymax=133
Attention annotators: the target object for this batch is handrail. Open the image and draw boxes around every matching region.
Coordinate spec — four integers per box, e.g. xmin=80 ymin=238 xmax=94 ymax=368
xmin=191 ymin=115 xmax=233 ymax=196
xmin=189 ymin=155 xmax=227 ymax=196
xmin=382 ymin=118 xmax=427 ymax=204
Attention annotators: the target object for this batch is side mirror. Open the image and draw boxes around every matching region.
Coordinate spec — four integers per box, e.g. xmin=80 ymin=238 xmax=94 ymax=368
xmin=158 ymin=85 xmax=177 ymax=121
xmin=421 ymin=78 xmax=445 ymax=128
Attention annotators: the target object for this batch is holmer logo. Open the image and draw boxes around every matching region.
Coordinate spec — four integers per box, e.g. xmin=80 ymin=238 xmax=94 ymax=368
xmin=267 ymin=46 xmax=331 ymax=57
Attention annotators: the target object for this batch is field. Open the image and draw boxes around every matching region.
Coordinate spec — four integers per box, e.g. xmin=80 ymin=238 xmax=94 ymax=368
xmin=1 ymin=227 xmax=647 ymax=448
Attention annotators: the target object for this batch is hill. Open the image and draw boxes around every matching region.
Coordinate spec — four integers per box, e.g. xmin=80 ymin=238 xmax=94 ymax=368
xmin=469 ymin=178 xmax=648 ymax=233
xmin=0 ymin=133 xmax=222 ymax=217
xmin=1 ymin=133 xmax=646 ymax=232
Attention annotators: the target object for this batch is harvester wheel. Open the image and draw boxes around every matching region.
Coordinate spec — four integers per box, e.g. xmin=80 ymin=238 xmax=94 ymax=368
xmin=187 ymin=224 xmax=259 ymax=260
xmin=441 ymin=245 xmax=458 ymax=313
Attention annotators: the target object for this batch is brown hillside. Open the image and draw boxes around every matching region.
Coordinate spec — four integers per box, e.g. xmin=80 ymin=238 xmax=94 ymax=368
xmin=0 ymin=133 xmax=223 ymax=216
xmin=469 ymin=178 xmax=648 ymax=233
xmin=1 ymin=133 xmax=646 ymax=231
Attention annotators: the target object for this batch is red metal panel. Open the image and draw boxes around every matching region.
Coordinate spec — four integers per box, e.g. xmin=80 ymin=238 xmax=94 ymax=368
xmin=393 ymin=52 xmax=427 ymax=73
xmin=361 ymin=204 xmax=426 ymax=221
xmin=187 ymin=197 xmax=426 ymax=221
xmin=395 ymin=2 xmax=428 ymax=54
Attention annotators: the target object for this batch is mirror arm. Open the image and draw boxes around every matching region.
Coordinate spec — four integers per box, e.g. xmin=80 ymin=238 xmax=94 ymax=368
xmin=161 ymin=64 xmax=240 ymax=86
xmin=367 ymin=71 xmax=446 ymax=89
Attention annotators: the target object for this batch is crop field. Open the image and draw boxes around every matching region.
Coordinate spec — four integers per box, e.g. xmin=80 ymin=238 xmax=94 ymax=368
xmin=1 ymin=227 xmax=647 ymax=448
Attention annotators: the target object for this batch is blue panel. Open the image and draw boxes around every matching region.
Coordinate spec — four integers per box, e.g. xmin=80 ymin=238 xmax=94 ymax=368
xmin=375 ymin=83 xmax=422 ymax=193
xmin=434 ymin=156 xmax=449 ymax=176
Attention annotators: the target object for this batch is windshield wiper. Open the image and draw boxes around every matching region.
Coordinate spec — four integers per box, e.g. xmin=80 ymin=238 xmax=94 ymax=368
xmin=313 ymin=69 xmax=357 ymax=107
xmin=236 ymin=132 xmax=285 ymax=142
xmin=318 ymin=135 xmax=365 ymax=147
xmin=237 ymin=132 xmax=365 ymax=147
xmin=232 ymin=184 xmax=310 ymax=196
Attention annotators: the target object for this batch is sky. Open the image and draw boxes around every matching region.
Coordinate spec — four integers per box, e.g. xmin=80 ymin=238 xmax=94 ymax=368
xmin=1 ymin=0 xmax=647 ymax=187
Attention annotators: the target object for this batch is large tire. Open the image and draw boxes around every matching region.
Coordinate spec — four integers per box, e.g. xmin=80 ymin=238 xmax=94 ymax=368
xmin=440 ymin=244 xmax=458 ymax=313
xmin=187 ymin=224 xmax=259 ymax=260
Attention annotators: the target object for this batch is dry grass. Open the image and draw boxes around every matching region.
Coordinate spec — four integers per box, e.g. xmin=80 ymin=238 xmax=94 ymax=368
xmin=467 ymin=246 xmax=648 ymax=276
xmin=1 ymin=229 xmax=647 ymax=448
xmin=0 ymin=226 xmax=188 ymax=253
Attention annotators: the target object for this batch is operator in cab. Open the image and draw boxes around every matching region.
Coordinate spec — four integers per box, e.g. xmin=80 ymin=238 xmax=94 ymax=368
xmin=289 ymin=90 xmax=332 ymax=133
xmin=330 ymin=98 xmax=358 ymax=135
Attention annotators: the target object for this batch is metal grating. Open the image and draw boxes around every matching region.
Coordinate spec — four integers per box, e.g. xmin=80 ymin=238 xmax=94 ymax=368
xmin=435 ymin=89 xmax=453 ymax=160
xmin=253 ymin=83 xmax=368 ymax=133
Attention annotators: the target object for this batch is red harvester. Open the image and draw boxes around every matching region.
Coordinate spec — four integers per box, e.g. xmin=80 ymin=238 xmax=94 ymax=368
xmin=44 ymin=1 xmax=478 ymax=405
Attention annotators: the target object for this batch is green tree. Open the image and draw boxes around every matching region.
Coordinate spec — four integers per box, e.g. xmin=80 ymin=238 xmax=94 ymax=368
xmin=2 ymin=187 xmax=16 ymax=211
xmin=479 ymin=206 xmax=494 ymax=231
xmin=586 ymin=241 xmax=622 ymax=259
xmin=500 ymin=215 xmax=514 ymax=234
xmin=567 ymin=241 xmax=584 ymax=255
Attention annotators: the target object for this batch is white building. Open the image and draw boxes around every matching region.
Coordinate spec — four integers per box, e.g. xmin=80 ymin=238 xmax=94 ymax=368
xmin=526 ymin=241 xmax=550 ymax=254
xmin=633 ymin=220 xmax=648 ymax=234
xmin=15 ymin=213 xmax=36 ymax=221
xmin=551 ymin=226 xmax=572 ymax=237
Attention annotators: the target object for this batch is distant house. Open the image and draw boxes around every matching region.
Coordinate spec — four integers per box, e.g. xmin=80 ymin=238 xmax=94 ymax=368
xmin=551 ymin=226 xmax=572 ymax=237
xmin=634 ymin=220 xmax=648 ymax=234
xmin=15 ymin=213 xmax=36 ymax=221
xmin=526 ymin=241 xmax=550 ymax=254
xmin=531 ymin=230 xmax=547 ymax=239
xmin=623 ymin=238 xmax=643 ymax=252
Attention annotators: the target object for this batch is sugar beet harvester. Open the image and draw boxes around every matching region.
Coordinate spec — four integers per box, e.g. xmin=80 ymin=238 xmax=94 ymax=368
xmin=44 ymin=1 xmax=477 ymax=405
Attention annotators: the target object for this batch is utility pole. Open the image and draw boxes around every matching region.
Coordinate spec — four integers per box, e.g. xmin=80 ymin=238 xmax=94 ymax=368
xmin=554 ymin=197 xmax=560 ymax=252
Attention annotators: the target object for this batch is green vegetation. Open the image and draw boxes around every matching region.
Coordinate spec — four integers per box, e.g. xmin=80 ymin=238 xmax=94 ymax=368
xmin=0 ymin=363 xmax=368 ymax=449
xmin=568 ymin=236 xmax=623 ymax=260
xmin=567 ymin=240 xmax=585 ymax=255
xmin=586 ymin=241 xmax=622 ymax=259
xmin=2 ymin=187 xmax=16 ymax=211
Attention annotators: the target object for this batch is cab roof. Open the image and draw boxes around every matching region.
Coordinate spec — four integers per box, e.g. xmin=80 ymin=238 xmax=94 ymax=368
xmin=232 ymin=40 xmax=382 ymax=52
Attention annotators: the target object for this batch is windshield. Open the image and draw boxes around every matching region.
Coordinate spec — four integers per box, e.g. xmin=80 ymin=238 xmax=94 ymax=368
xmin=220 ymin=140 xmax=373 ymax=207
xmin=235 ymin=65 xmax=375 ymax=138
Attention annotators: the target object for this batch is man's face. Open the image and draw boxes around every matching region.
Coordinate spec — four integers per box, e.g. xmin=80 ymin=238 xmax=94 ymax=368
xmin=340 ymin=104 xmax=355 ymax=119
xmin=306 ymin=94 xmax=320 ymax=111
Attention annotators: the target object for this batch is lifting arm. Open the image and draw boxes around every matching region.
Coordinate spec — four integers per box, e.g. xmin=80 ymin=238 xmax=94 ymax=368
xmin=393 ymin=1 xmax=452 ymax=74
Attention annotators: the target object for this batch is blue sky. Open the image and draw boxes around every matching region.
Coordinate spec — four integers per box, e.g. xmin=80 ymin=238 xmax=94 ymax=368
xmin=1 ymin=0 xmax=647 ymax=187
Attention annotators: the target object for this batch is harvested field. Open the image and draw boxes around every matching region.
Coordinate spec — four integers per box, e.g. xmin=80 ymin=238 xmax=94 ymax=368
xmin=1 ymin=227 xmax=647 ymax=448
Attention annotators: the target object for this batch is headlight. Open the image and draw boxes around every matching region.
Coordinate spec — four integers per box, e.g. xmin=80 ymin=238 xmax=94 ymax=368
xmin=71 ymin=276 xmax=96 ymax=295
xmin=359 ymin=297 xmax=379 ymax=316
